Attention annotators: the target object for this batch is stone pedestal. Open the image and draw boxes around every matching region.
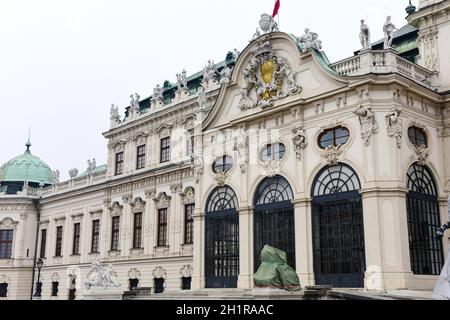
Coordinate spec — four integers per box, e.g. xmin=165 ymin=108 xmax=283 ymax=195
xmin=81 ymin=287 xmax=125 ymax=300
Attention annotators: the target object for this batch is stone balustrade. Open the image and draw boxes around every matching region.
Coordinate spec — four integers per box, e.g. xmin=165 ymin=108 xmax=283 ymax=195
xmin=330 ymin=49 xmax=438 ymax=90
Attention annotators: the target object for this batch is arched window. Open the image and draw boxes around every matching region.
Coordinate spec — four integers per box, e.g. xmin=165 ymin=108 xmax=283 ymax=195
xmin=206 ymin=186 xmax=238 ymax=212
xmin=312 ymin=164 xmax=361 ymax=196
xmin=406 ymin=163 xmax=444 ymax=275
xmin=318 ymin=127 xmax=350 ymax=149
xmin=253 ymin=175 xmax=295 ymax=271
xmin=254 ymin=175 xmax=294 ymax=206
xmin=205 ymin=186 xmax=239 ymax=288
xmin=311 ymin=164 xmax=365 ymax=288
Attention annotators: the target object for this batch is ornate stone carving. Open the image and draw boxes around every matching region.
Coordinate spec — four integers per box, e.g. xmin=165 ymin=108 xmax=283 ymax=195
xmin=53 ymin=170 xmax=60 ymax=184
xmin=129 ymin=93 xmax=140 ymax=115
xmin=128 ymin=268 xmax=141 ymax=280
xmin=145 ymin=189 xmax=157 ymax=200
xmin=413 ymin=144 xmax=429 ymax=165
xmin=153 ymin=192 xmax=171 ymax=209
xmin=0 ymin=217 xmax=19 ymax=230
xmin=54 ymin=216 xmax=66 ymax=226
xmin=360 ymin=19 xmax=371 ymax=49
xmin=153 ymin=266 xmax=167 ymax=279
xmin=170 ymin=184 xmax=183 ymax=195
xmin=122 ymin=194 xmax=132 ymax=204
xmin=85 ymin=260 xmax=121 ymax=289
xmin=354 ymin=105 xmax=379 ymax=147
xmin=417 ymin=28 xmax=439 ymax=72
xmin=264 ymin=159 xmax=281 ymax=178
xmin=259 ymin=13 xmax=279 ymax=34
xmin=86 ymin=159 xmax=97 ymax=175
xmin=130 ymin=197 xmax=146 ymax=213
xmin=383 ymin=16 xmax=398 ymax=49
xmin=71 ymin=213 xmax=84 ymax=223
xmin=176 ymin=69 xmax=188 ymax=93
xmin=215 ymin=171 xmax=229 ymax=187
xmin=322 ymin=144 xmax=344 ymax=166
xmin=181 ymin=187 xmax=195 ymax=204
xmin=180 ymin=265 xmax=193 ymax=278
xmin=292 ymin=125 xmax=308 ymax=161
xmin=202 ymin=60 xmax=217 ymax=85
xmin=109 ymin=202 xmax=123 ymax=217
xmin=298 ymin=28 xmax=322 ymax=52
xmin=233 ymin=128 xmax=249 ymax=174
xmin=386 ymin=106 xmax=403 ymax=148
xmin=197 ymin=83 xmax=208 ymax=110
xmin=238 ymin=37 xmax=300 ymax=111
xmin=194 ymin=156 xmax=204 ymax=183
xmin=219 ymin=65 xmax=232 ymax=85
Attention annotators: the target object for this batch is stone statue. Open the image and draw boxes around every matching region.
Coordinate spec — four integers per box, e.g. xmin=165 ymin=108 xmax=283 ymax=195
xmin=383 ymin=16 xmax=398 ymax=49
xmin=53 ymin=170 xmax=60 ymax=184
xmin=194 ymin=155 xmax=204 ymax=183
xmin=360 ymin=19 xmax=371 ymax=49
xmin=69 ymin=168 xmax=79 ymax=179
xmin=258 ymin=13 xmax=279 ymax=34
xmin=219 ymin=65 xmax=232 ymax=85
xmin=385 ymin=106 xmax=403 ymax=148
xmin=152 ymin=84 xmax=164 ymax=104
xmin=110 ymin=104 xmax=121 ymax=127
xmin=203 ymin=60 xmax=217 ymax=83
xmin=176 ymin=70 xmax=188 ymax=92
xmin=275 ymin=56 xmax=299 ymax=94
xmin=292 ymin=126 xmax=308 ymax=161
xmin=197 ymin=84 xmax=208 ymax=109
xmin=354 ymin=105 xmax=379 ymax=147
xmin=181 ymin=69 xmax=188 ymax=89
xmin=233 ymin=49 xmax=241 ymax=59
xmin=299 ymin=28 xmax=322 ymax=52
xmin=252 ymin=28 xmax=262 ymax=41
xmin=85 ymin=260 xmax=121 ymax=289
xmin=87 ymin=159 xmax=97 ymax=175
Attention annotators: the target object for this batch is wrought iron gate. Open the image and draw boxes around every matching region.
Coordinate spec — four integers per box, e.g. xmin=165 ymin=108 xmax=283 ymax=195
xmin=205 ymin=209 xmax=239 ymax=288
xmin=312 ymin=192 xmax=366 ymax=288
xmin=254 ymin=202 xmax=296 ymax=272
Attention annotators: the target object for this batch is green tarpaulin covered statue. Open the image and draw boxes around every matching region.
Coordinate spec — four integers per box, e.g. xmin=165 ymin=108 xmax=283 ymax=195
xmin=254 ymin=245 xmax=302 ymax=290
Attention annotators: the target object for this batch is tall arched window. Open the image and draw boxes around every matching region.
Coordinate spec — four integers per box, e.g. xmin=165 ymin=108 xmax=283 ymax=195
xmin=253 ymin=175 xmax=295 ymax=271
xmin=205 ymin=186 xmax=239 ymax=288
xmin=406 ymin=163 xmax=444 ymax=275
xmin=311 ymin=164 xmax=366 ymax=288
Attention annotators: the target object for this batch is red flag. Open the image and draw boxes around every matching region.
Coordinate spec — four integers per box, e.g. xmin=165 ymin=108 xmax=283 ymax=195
xmin=272 ymin=0 xmax=280 ymax=18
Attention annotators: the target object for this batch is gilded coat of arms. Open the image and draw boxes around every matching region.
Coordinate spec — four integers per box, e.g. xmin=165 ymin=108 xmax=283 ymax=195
xmin=239 ymin=35 xmax=301 ymax=111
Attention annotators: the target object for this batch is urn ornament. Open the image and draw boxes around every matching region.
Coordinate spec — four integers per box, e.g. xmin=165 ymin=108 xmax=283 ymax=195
xmin=259 ymin=14 xmax=272 ymax=33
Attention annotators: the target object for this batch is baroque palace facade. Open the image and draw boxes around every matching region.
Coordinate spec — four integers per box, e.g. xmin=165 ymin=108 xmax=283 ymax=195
xmin=1 ymin=0 xmax=450 ymax=300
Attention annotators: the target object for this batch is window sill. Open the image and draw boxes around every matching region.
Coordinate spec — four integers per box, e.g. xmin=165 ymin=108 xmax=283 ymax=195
xmin=89 ymin=252 xmax=100 ymax=255
xmin=70 ymin=254 xmax=81 ymax=257
xmin=154 ymin=246 xmax=169 ymax=249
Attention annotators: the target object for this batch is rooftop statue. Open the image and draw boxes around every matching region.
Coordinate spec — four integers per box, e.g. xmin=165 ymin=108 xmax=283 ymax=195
xmin=219 ymin=65 xmax=232 ymax=85
xmin=53 ymin=170 xmax=60 ymax=184
xmin=360 ymin=19 xmax=371 ymax=49
xmin=110 ymin=104 xmax=121 ymax=126
xmin=152 ymin=84 xmax=164 ymax=104
xmin=259 ymin=13 xmax=279 ymax=34
xmin=298 ymin=28 xmax=322 ymax=52
xmin=197 ymin=83 xmax=208 ymax=109
xmin=176 ymin=69 xmax=188 ymax=92
xmin=383 ymin=16 xmax=398 ymax=49
xmin=69 ymin=168 xmax=79 ymax=179
xmin=203 ymin=60 xmax=217 ymax=83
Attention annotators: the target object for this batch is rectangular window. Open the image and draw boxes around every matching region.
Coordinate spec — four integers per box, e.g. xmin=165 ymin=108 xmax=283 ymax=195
xmin=160 ymin=137 xmax=171 ymax=163
xmin=0 ymin=230 xmax=13 ymax=259
xmin=55 ymin=226 xmax=63 ymax=257
xmin=51 ymin=282 xmax=59 ymax=297
xmin=0 ymin=283 xmax=7 ymax=297
xmin=91 ymin=220 xmax=100 ymax=253
xmin=72 ymin=223 xmax=81 ymax=255
xmin=181 ymin=277 xmax=192 ymax=290
xmin=136 ymin=145 xmax=146 ymax=170
xmin=115 ymin=152 xmax=124 ymax=175
xmin=39 ymin=229 xmax=47 ymax=258
xmin=157 ymin=209 xmax=168 ymax=247
xmin=111 ymin=216 xmax=120 ymax=251
xmin=184 ymin=204 xmax=194 ymax=245
xmin=133 ymin=213 xmax=143 ymax=249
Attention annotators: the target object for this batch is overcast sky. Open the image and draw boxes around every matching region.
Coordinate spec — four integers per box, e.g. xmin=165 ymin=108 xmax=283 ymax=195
xmin=0 ymin=0 xmax=414 ymax=180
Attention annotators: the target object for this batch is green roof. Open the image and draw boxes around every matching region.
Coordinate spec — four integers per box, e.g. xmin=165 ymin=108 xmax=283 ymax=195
xmin=0 ymin=142 xmax=54 ymax=186
xmin=78 ymin=164 xmax=108 ymax=177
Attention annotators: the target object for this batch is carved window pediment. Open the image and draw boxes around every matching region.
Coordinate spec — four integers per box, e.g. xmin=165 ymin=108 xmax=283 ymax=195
xmin=109 ymin=202 xmax=124 ymax=217
xmin=153 ymin=266 xmax=167 ymax=279
xmin=156 ymin=123 xmax=174 ymax=137
xmin=131 ymin=197 xmax=146 ymax=213
xmin=180 ymin=265 xmax=192 ymax=278
xmin=153 ymin=192 xmax=172 ymax=209
xmin=54 ymin=216 xmax=66 ymax=226
xmin=181 ymin=187 xmax=195 ymax=205
xmin=110 ymin=140 xmax=126 ymax=153
xmin=0 ymin=217 xmax=19 ymax=230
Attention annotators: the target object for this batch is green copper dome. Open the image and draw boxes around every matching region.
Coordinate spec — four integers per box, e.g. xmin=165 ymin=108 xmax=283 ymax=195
xmin=0 ymin=142 xmax=54 ymax=186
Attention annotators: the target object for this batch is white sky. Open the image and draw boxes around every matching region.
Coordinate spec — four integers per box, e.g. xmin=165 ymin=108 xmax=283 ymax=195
xmin=0 ymin=0 xmax=414 ymax=180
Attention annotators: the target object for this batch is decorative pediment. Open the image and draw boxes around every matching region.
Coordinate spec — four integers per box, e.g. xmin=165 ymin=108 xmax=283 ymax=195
xmin=181 ymin=187 xmax=195 ymax=204
xmin=128 ymin=268 xmax=141 ymax=280
xmin=155 ymin=123 xmax=173 ymax=137
xmin=132 ymin=131 xmax=149 ymax=146
xmin=153 ymin=192 xmax=172 ymax=209
xmin=109 ymin=202 xmax=123 ymax=217
xmin=110 ymin=140 xmax=127 ymax=153
xmin=71 ymin=213 xmax=84 ymax=223
xmin=180 ymin=265 xmax=193 ymax=278
xmin=130 ymin=197 xmax=146 ymax=213
xmin=0 ymin=217 xmax=19 ymax=230
xmin=153 ymin=266 xmax=167 ymax=279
